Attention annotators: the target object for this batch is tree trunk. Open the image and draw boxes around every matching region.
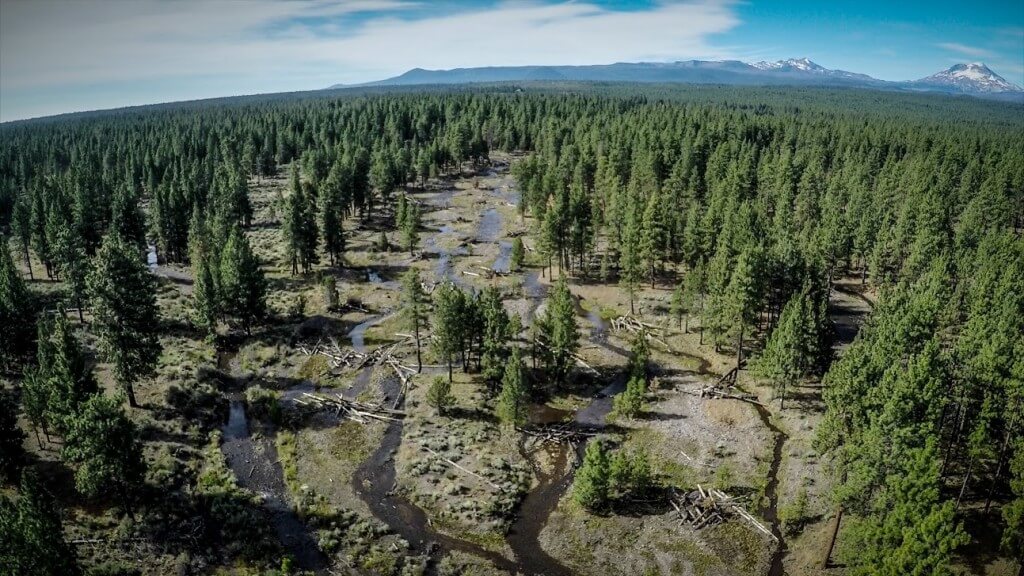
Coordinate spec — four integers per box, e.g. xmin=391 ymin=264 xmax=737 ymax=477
xmin=986 ymin=413 xmax=1017 ymax=512
xmin=955 ymin=456 xmax=975 ymax=512
xmin=77 ymin=295 xmax=85 ymax=323
xmin=121 ymin=485 xmax=136 ymax=521
xmin=414 ymin=320 xmax=422 ymax=373
xmin=125 ymin=382 xmax=138 ymax=408
xmin=822 ymin=507 xmax=843 ymax=569
xmin=735 ymin=321 xmax=744 ymax=371
xmin=23 ymin=244 xmax=33 ymax=280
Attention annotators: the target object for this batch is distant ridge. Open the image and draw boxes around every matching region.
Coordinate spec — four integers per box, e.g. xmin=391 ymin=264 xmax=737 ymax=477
xmin=331 ymin=59 xmax=1023 ymax=101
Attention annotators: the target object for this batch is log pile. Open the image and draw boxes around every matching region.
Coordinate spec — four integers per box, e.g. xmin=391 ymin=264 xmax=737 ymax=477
xmin=520 ymin=422 xmax=600 ymax=445
xmin=696 ymin=368 xmax=762 ymax=404
xmin=668 ymin=486 xmax=777 ymax=541
xmin=295 ymin=392 xmax=406 ymax=424
xmin=610 ymin=315 xmax=673 ymax=352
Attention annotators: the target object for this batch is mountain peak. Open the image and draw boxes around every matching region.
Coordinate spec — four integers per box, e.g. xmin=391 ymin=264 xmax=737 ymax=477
xmin=916 ymin=62 xmax=1021 ymax=93
xmin=752 ymin=57 xmax=824 ymax=72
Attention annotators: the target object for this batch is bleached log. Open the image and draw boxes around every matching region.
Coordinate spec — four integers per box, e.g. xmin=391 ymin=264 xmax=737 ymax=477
xmin=422 ymin=446 xmax=502 ymax=490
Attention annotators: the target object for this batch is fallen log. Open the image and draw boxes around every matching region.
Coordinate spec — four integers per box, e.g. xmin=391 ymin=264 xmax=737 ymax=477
xmin=421 ymin=445 xmax=502 ymax=490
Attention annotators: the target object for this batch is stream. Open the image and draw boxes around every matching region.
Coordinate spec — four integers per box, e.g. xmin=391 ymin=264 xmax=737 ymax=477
xmin=217 ymin=350 xmax=327 ymax=571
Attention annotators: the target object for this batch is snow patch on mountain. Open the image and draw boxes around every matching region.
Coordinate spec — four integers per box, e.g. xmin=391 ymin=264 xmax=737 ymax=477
xmin=915 ymin=63 xmax=1022 ymax=93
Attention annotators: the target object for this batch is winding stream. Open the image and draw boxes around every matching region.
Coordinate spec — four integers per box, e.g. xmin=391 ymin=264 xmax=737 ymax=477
xmin=217 ymin=350 xmax=326 ymax=571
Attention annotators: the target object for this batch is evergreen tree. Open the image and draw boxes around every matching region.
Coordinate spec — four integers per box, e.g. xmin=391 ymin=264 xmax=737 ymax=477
xmin=0 ymin=241 xmax=35 ymax=370
xmin=538 ymin=276 xmax=580 ymax=386
xmin=752 ymin=289 xmax=810 ymax=408
xmin=401 ymin=201 xmax=421 ymax=256
xmin=480 ymin=286 xmax=512 ymax=386
xmin=682 ymin=258 xmax=706 ymax=337
xmin=670 ymin=279 xmax=685 ymax=330
xmin=11 ymin=195 xmax=34 ymax=280
xmin=34 ymin=313 xmax=99 ymax=434
xmin=320 ymin=174 xmax=345 ymax=266
xmin=0 ymin=470 xmax=80 ymax=575
xmin=723 ymin=248 xmax=760 ymax=369
xmin=87 ymin=233 xmax=161 ymax=408
xmin=613 ymin=375 xmax=646 ymax=418
xmin=497 ymin=348 xmax=528 ymax=427
xmin=219 ymin=225 xmax=266 ymax=334
xmin=511 ymin=237 xmax=525 ymax=272
xmin=627 ymin=329 xmax=650 ymax=382
xmin=0 ymin=392 xmax=26 ymax=483
xmin=401 ymin=268 xmax=427 ymax=372
xmin=431 ymin=282 xmax=463 ymax=382
xmin=53 ymin=226 xmax=90 ymax=323
xmin=619 ymin=202 xmax=642 ymax=314
xmin=425 ymin=376 xmax=454 ymax=415
xmin=62 ymin=394 xmax=146 ymax=519
xmin=284 ymin=168 xmax=319 ymax=274
xmin=573 ymin=440 xmax=611 ymax=511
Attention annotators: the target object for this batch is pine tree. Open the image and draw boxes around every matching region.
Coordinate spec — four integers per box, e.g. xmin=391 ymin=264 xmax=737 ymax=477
xmin=0 ymin=392 xmax=26 ymax=483
xmin=751 ymin=290 xmax=808 ymax=409
xmin=723 ymin=248 xmax=760 ymax=369
xmin=284 ymin=168 xmax=319 ymax=274
xmin=538 ymin=276 xmax=580 ymax=386
xmin=0 ymin=241 xmax=35 ymax=371
xmin=0 ymin=470 xmax=80 ymax=574
xmin=613 ymin=375 xmax=646 ymax=418
xmin=497 ymin=348 xmax=528 ymax=427
xmin=320 ymin=174 xmax=345 ymax=266
xmin=425 ymin=376 xmax=454 ymax=415
xmin=36 ymin=313 xmax=98 ymax=433
xmin=682 ymin=258 xmax=706 ymax=337
xmin=432 ymin=282 xmax=463 ymax=382
xmin=511 ymin=237 xmax=525 ymax=272
xmin=670 ymin=280 xmax=685 ymax=330
xmin=627 ymin=329 xmax=650 ymax=382
xmin=219 ymin=225 xmax=266 ymax=335
xmin=639 ymin=189 xmax=665 ymax=287
xmin=87 ymin=232 xmax=161 ymax=408
xmin=401 ymin=268 xmax=427 ymax=372
xmin=619 ymin=202 xmax=642 ymax=314
xmin=401 ymin=202 xmax=421 ymax=255
xmin=62 ymin=394 xmax=146 ymax=519
xmin=53 ymin=226 xmax=90 ymax=323
xmin=573 ymin=440 xmax=610 ymax=511
xmin=11 ymin=195 xmax=34 ymax=280
xmin=480 ymin=287 xmax=512 ymax=386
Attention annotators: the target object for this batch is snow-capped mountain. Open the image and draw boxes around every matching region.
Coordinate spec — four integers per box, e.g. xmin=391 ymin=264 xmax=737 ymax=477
xmin=751 ymin=58 xmax=876 ymax=81
xmin=752 ymin=57 xmax=823 ymax=72
xmin=913 ymin=63 xmax=1022 ymax=93
xmin=331 ymin=59 xmax=1022 ymax=101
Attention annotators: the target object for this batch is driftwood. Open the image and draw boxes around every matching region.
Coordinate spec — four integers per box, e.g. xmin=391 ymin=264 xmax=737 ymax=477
xmin=668 ymin=486 xmax=777 ymax=541
xmin=520 ymin=422 xmax=599 ymax=445
xmin=611 ymin=315 xmax=673 ymax=352
xmin=421 ymin=445 xmax=502 ymax=490
xmin=300 ymin=392 xmax=405 ymax=423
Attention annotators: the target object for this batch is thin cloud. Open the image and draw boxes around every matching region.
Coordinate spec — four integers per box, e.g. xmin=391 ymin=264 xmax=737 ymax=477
xmin=1 ymin=0 xmax=740 ymax=92
xmin=936 ymin=42 xmax=993 ymax=59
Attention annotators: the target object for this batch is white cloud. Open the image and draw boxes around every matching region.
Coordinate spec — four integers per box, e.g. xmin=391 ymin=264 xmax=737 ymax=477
xmin=0 ymin=0 xmax=740 ymax=99
xmin=936 ymin=42 xmax=993 ymax=59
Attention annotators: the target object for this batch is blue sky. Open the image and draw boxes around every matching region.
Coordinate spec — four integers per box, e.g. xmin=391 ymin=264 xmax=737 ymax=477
xmin=1 ymin=0 xmax=1021 ymax=122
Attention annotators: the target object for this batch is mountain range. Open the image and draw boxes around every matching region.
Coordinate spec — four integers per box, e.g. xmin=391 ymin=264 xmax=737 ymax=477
xmin=330 ymin=60 xmax=1023 ymax=101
